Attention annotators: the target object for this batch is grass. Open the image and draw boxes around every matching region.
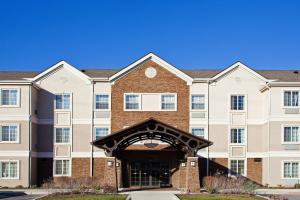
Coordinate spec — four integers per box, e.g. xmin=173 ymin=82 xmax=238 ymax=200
xmin=41 ymin=194 xmax=127 ymax=200
xmin=178 ymin=194 xmax=263 ymax=200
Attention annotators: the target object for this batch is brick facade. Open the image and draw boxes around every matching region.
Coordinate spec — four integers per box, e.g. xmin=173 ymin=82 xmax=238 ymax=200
xmin=111 ymin=60 xmax=190 ymax=132
xmin=247 ymin=158 xmax=262 ymax=184
xmin=72 ymin=158 xmax=90 ymax=178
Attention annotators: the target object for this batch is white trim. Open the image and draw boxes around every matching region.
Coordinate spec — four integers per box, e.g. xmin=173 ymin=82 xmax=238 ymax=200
xmin=53 ymin=158 xmax=72 ymax=177
xmin=282 ymin=89 xmax=300 ymax=109
xmin=54 ymin=127 xmax=71 ymax=145
xmin=160 ymin=93 xmax=177 ymax=111
xmin=212 ymin=61 xmax=269 ymax=82
xmin=0 ymin=151 xmax=29 ymax=157
xmin=71 ymin=151 xmax=106 ymax=158
xmin=190 ymin=94 xmax=206 ymax=111
xmin=109 ymin=53 xmax=193 ymax=85
xmin=281 ymin=124 xmax=300 ymax=144
xmin=198 ymin=152 xmax=229 ymax=158
xmin=31 ymin=61 xmax=91 ymax=84
xmin=123 ymin=93 xmax=141 ymax=111
xmin=94 ymin=93 xmax=111 ymax=111
xmin=94 ymin=126 xmax=111 ymax=140
xmin=281 ymin=160 xmax=300 ymax=179
xmin=0 ymin=160 xmax=20 ymax=180
xmin=54 ymin=93 xmax=72 ymax=111
xmin=189 ymin=126 xmax=207 ymax=139
xmin=0 ymin=88 xmax=21 ymax=108
xmin=229 ymin=127 xmax=247 ymax=145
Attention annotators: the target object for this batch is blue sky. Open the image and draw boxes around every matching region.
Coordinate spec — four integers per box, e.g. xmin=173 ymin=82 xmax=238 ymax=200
xmin=0 ymin=0 xmax=299 ymax=71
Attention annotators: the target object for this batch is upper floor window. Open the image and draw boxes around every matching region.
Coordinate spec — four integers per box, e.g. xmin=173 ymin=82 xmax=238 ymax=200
xmin=283 ymin=161 xmax=299 ymax=178
xmin=55 ymin=128 xmax=70 ymax=144
xmin=161 ymin=94 xmax=176 ymax=110
xmin=230 ymin=128 xmax=245 ymax=144
xmin=95 ymin=94 xmax=109 ymax=110
xmin=54 ymin=159 xmax=70 ymax=176
xmin=95 ymin=127 xmax=109 ymax=140
xmin=191 ymin=95 xmax=205 ymax=110
xmin=0 ymin=89 xmax=18 ymax=106
xmin=125 ymin=94 xmax=140 ymax=110
xmin=231 ymin=95 xmax=244 ymax=111
xmin=55 ymin=94 xmax=70 ymax=110
xmin=284 ymin=91 xmax=299 ymax=107
xmin=283 ymin=126 xmax=299 ymax=143
xmin=191 ymin=128 xmax=205 ymax=138
xmin=0 ymin=160 xmax=19 ymax=179
xmin=230 ymin=159 xmax=245 ymax=176
xmin=0 ymin=125 xmax=18 ymax=143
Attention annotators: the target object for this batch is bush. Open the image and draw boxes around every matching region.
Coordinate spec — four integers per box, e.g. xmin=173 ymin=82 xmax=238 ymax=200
xmin=203 ymin=175 xmax=259 ymax=194
xmin=295 ymin=183 xmax=300 ymax=188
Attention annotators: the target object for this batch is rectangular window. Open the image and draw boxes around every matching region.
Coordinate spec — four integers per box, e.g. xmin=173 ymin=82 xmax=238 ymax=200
xmin=191 ymin=128 xmax=205 ymax=138
xmin=0 ymin=161 xmax=18 ymax=179
xmin=284 ymin=91 xmax=299 ymax=107
xmin=1 ymin=125 xmax=18 ymax=143
xmin=231 ymin=95 xmax=244 ymax=110
xmin=54 ymin=160 xmax=70 ymax=176
xmin=283 ymin=161 xmax=299 ymax=178
xmin=161 ymin=94 xmax=176 ymax=110
xmin=55 ymin=94 xmax=70 ymax=110
xmin=230 ymin=160 xmax=245 ymax=176
xmin=230 ymin=128 xmax=245 ymax=144
xmin=55 ymin=128 xmax=70 ymax=144
xmin=125 ymin=94 xmax=140 ymax=110
xmin=191 ymin=95 xmax=205 ymax=110
xmin=95 ymin=94 xmax=109 ymax=110
xmin=283 ymin=126 xmax=299 ymax=143
xmin=0 ymin=89 xmax=18 ymax=106
xmin=95 ymin=127 xmax=109 ymax=140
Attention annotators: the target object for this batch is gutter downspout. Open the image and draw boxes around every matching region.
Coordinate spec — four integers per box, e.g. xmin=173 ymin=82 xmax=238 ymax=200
xmin=267 ymin=86 xmax=271 ymax=186
xmin=90 ymin=81 xmax=95 ymax=177
xmin=207 ymin=81 xmax=210 ymax=176
xmin=28 ymin=85 xmax=32 ymax=187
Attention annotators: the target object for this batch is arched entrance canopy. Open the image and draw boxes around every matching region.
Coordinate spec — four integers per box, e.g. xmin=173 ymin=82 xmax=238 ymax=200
xmin=92 ymin=118 xmax=213 ymax=157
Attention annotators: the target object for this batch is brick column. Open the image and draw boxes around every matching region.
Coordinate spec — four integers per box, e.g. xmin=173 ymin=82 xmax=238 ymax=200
xmin=185 ymin=157 xmax=200 ymax=193
xmin=102 ymin=157 xmax=118 ymax=192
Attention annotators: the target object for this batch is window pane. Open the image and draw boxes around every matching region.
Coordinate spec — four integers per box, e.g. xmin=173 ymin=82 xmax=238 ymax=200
xmin=238 ymin=160 xmax=245 ymax=175
xmin=9 ymin=162 xmax=18 ymax=178
xmin=95 ymin=95 xmax=109 ymax=109
xmin=56 ymin=128 xmax=62 ymax=143
xmin=230 ymin=160 xmax=237 ymax=175
xmin=63 ymin=95 xmax=70 ymax=109
xmin=292 ymin=91 xmax=299 ymax=106
xmin=63 ymin=160 xmax=69 ymax=175
xmin=284 ymin=162 xmax=291 ymax=178
xmin=292 ymin=163 xmax=299 ymax=178
xmin=192 ymin=128 xmax=205 ymax=137
xmin=2 ymin=126 xmax=10 ymax=141
xmin=55 ymin=160 xmax=62 ymax=175
xmin=231 ymin=95 xmax=244 ymax=110
xmin=125 ymin=95 xmax=139 ymax=110
xmin=63 ymin=128 xmax=70 ymax=143
xmin=1 ymin=89 xmax=18 ymax=106
xmin=1 ymin=162 xmax=9 ymax=178
xmin=284 ymin=127 xmax=291 ymax=142
xmin=9 ymin=126 xmax=17 ymax=142
xmin=95 ymin=128 xmax=109 ymax=139
xmin=191 ymin=95 xmax=205 ymax=110
xmin=55 ymin=95 xmax=62 ymax=109
xmin=162 ymin=95 xmax=175 ymax=110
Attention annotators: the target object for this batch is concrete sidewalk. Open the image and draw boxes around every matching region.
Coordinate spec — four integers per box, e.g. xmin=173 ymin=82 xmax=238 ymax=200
xmin=127 ymin=191 xmax=180 ymax=200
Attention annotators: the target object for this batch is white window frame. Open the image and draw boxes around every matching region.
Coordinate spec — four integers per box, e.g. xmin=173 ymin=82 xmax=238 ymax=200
xmin=94 ymin=126 xmax=110 ymax=140
xmin=54 ymin=127 xmax=71 ymax=144
xmin=229 ymin=159 xmax=247 ymax=176
xmin=230 ymin=94 xmax=245 ymax=111
xmin=53 ymin=159 xmax=71 ymax=177
xmin=0 ymin=124 xmax=20 ymax=143
xmin=0 ymin=160 xmax=20 ymax=179
xmin=0 ymin=88 xmax=20 ymax=107
xmin=230 ymin=128 xmax=246 ymax=145
xmin=190 ymin=126 xmax=206 ymax=139
xmin=160 ymin=93 xmax=177 ymax=111
xmin=283 ymin=90 xmax=300 ymax=108
xmin=281 ymin=125 xmax=300 ymax=144
xmin=282 ymin=160 xmax=300 ymax=179
xmin=190 ymin=94 xmax=205 ymax=111
xmin=54 ymin=93 xmax=72 ymax=111
xmin=94 ymin=93 xmax=111 ymax=111
xmin=124 ymin=93 xmax=141 ymax=111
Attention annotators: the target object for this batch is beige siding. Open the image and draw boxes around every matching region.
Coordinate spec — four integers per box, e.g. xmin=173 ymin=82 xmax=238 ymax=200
xmin=209 ymin=125 xmax=228 ymax=152
xmin=72 ymin=124 xmax=91 ymax=152
xmin=247 ymin=124 xmax=268 ymax=152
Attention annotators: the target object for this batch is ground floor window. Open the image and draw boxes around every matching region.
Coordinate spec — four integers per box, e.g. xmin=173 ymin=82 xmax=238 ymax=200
xmin=0 ymin=160 xmax=19 ymax=179
xmin=54 ymin=160 xmax=70 ymax=176
xmin=230 ymin=159 xmax=245 ymax=176
xmin=283 ymin=161 xmax=299 ymax=178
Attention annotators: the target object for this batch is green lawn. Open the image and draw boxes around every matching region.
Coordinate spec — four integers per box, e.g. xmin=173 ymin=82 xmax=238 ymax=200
xmin=179 ymin=194 xmax=263 ymax=200
xmin=41 ymin=194 xmax=127 ymax=200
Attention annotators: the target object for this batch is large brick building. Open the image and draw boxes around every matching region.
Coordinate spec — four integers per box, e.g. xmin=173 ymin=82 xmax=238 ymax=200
xmin=1 ymin=53 xmax=300 ymax=190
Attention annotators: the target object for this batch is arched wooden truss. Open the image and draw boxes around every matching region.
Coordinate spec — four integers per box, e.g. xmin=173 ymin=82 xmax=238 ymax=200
xmin=92 ymin=118 xmax=213 ymax=157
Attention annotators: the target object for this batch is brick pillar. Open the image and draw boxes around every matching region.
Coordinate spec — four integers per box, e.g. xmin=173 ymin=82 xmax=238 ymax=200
xmin=103 ymin=157 xmax=118 ymax=192
xmin=185 ymin=157 xmax=200 ymax=193
xmin=116 ymin=158 xmax=122 ymax=188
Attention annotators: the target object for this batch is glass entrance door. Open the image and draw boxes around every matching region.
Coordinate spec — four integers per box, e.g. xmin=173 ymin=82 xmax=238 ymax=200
xmin=129 ymin=161 xmax=170 ymax=187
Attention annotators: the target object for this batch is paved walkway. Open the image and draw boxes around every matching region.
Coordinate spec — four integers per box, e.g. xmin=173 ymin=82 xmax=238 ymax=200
xmin=127 ymin=191 xmax=180 ymax=200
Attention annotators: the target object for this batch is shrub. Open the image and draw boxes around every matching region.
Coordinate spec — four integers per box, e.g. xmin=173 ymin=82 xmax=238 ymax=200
xmin=15 ymin=185 xmax=23 ymax=189
xmin=295 ymin=183 xmax=300 ymax=188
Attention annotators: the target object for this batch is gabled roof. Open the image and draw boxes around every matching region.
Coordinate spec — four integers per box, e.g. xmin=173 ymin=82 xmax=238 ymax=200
xmin=211 ymin=61 xmax=270 ymax=82
xmin=108 ymin=53 xmax=194 ymax=85
xmin=30 ymin=61 xmax=91 ymax=84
